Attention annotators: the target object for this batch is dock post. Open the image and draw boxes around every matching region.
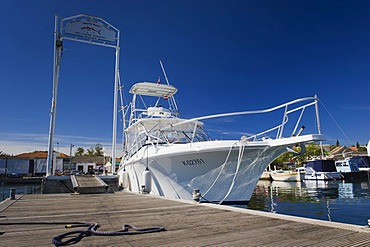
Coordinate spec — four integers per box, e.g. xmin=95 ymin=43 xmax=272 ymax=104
xmin=9 ymin=188 xmax=16 ymax=200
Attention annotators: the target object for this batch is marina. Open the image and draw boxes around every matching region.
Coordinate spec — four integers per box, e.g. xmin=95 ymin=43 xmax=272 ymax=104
xmin=1 ymin=191 xmax=370 ymax=246
xmin=1 ymin=9 xmax=370 ymax=246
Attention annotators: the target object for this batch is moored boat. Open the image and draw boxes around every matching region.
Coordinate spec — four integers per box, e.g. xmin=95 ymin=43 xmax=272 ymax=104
xmin=117 ymin=77 xmax=324 ymax=204
xmin=270 ymin=167 xmax=305 ymax=182
xmin=260 ymin=170 xmax=272 ymax=180
xmin=335 ymin=158 xmax=370 ymax=181
xmin=351 ymin=156 xmax=370 ymax=172
xmin=305 ymin=159 xmax=342 ymax=180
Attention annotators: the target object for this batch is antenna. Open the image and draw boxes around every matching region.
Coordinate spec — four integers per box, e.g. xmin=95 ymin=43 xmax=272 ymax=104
xmin=160 ymin=60 xmax=170 ymax=86
xmin=159 ymin=61 xmax=179 ymax=116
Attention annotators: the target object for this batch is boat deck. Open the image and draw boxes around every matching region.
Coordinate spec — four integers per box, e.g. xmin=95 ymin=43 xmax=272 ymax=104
xmin=1 ymin=192 xmax=370 ymax=246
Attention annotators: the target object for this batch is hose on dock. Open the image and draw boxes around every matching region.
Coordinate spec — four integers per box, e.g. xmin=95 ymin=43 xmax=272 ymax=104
xmin=0 ymin=220 xmax=166 ymax=246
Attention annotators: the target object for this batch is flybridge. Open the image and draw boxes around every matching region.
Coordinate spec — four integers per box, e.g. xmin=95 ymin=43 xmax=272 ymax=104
xmin=46 ymin=14 xmax=121 ymax=176
xmin=129 ymin=82 xmax=178 ymax=97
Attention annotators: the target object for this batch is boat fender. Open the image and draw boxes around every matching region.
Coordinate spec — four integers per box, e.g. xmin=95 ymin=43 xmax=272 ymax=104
xmin=192 ymin=189 xmax=201 ymax=202
xmin=142 ymin=167 xmax=152 ymax=193
xmin=119 ymin=169 xmax=129 ymax=190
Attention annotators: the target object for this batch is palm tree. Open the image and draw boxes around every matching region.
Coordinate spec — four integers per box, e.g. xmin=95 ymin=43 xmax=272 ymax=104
xmin=86 ymin=147 xmax=95 ymax=156
xmin=74 ymin=147 xmax=85 ymax=156
xmin=94 ymin=144 xmax=104 ymax=156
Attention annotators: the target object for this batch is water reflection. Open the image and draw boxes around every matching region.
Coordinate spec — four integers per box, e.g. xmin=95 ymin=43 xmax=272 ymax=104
xmin=247 ymin=179 xmax=370 ymax=226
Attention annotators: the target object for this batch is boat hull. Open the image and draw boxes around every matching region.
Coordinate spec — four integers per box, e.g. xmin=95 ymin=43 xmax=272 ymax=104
xmin=304 ymin=171 xmax=342 ymax=180
xmin=341 ymin=171 xmax=369 ymax=181
xmin=270 ymin=171 xmax=305 ymax=182
xmin=119 ymin=135 xmax=323 ymax=203
xmin=121 ymin=145 xmax=285 ymax=203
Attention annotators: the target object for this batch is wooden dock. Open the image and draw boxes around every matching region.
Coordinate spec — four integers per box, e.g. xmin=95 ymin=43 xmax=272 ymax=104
xmin=1 ymin=191 xmax=370 ymax=246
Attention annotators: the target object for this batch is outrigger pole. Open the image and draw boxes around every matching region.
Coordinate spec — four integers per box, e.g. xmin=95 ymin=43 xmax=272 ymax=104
xmin=46 ymin=14 xmax=120 ymax=176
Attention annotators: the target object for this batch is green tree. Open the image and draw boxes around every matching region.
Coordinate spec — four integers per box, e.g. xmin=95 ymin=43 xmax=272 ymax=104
xmin=74 ymin=147 xmax=84 ymax=156
xmin=358 ymin=143 xmax=367 ymax=153
xmin=356 ymin=142 xmax=360 ymax=149
xmin=294 ymin=144 xmax=327 ymax=163
xmin=86 ymin=147 xmax=95 ymax=156
xmin=75 ymin=144 xmax=104 ymax=156
xmin=271 ymin=152 xmax=293 ymax=167
xmin=358 ymin=147 xmax=367 ymax=152
xmin=94 ymin=144 xmax=104 ymax=156
xmin=271 ymin=144 xmax=328 ymax=168
xmin=336 ymin=139 xmax=340 ymax=146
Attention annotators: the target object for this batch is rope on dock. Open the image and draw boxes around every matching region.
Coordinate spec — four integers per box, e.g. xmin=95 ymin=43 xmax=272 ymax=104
xmin=0 ymin=220 xmax=166 ymax=246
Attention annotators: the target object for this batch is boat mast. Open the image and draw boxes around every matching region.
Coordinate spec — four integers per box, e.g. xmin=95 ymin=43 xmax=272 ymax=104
xmin=46 ymin=15 xmax=62 ymax=176
xmin=111 ymin=38 xmax=120 ymax=174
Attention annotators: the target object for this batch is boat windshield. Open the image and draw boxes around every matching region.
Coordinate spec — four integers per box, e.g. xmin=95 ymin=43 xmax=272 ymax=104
xmin=124 ymin=119 xmax=210 ymax=157
xmin=306 ymin=160 xmax=337 ymax=172
xmin=352 ymin=156 xmax=370 ymax=169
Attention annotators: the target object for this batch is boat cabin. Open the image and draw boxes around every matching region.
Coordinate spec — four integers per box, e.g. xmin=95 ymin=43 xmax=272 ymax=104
xmin=306 ymin=159 xmax=337 ymax=172
xmin=124 ymin=117 xmax=211 ymax=158
xmin=351 ymin=156 xmax=370 ymax=171
xmin=335 ymin=158 xmax=359 ymax=173
xmin=305 ymin=159 xmax=342 ymax=180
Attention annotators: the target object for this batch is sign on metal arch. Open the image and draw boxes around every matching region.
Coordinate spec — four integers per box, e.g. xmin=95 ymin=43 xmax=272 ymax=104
xmin=62 ymin=14 xmax=119 ymax=47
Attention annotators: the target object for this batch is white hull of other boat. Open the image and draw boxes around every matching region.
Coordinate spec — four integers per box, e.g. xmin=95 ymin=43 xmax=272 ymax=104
xmin=304 ymin=172 xmax=342 ymax=180
xmin=270 ymin=169 xmax=305 ymax=182
xmin=117 ymin=80 xmax=325 ymax=204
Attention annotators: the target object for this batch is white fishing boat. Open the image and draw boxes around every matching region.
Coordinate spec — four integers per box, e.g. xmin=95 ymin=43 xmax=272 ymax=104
xmin=351 ymin=156 xmax=370 ymax=172
xmin=270 ymin=167 xmax=306 ymax=182
xmin=335 ymin=157 xmax=369 ymax=181
xmin=117 ymin=76 xmax=324 ymax=204
xmin=305 ymin=159 xmax=342 ymax=180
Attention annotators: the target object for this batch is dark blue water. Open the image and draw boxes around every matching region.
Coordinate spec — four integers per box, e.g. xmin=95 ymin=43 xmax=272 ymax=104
xmin=0 ymin=182 xmax=41 ymax=201
xmin=246 ymin=179 xmax=370 ymax=226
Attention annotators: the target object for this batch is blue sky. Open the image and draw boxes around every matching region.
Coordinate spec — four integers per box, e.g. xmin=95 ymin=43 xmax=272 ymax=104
xmin=1 ymin=0 xmax=369 ymax=156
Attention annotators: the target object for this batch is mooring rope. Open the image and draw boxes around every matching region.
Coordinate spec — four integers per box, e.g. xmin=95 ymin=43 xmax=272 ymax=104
xmin=202 ymin=142 xmax=238 ymax=198
xmin=0 ymin=220 xmax=166 ymax=246
xmin=219 ymin=140 xmax=246 ymax=204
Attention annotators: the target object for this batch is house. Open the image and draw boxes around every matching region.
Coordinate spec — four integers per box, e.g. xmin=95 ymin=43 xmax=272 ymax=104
xmin=0 ymin=151 xmax=120 ymax=176
xmin=67 ymin=156 xmax=120 ymax=174
xmin=71 ymin=156 xmax=106 ymax=174
xmin=330 ymin=146 xmax=359 ymax=160
xmin=0 ymin=151 xmax=69 ymax=177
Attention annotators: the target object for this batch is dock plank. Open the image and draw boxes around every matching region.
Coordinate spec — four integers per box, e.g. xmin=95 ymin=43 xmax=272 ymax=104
xmin=1 ymin=192 xmax=369 ymax=246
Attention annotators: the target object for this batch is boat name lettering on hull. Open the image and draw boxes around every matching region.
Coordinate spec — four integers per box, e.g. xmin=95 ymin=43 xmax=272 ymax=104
xmin=182 ymin=159 xmax=205 ymax=166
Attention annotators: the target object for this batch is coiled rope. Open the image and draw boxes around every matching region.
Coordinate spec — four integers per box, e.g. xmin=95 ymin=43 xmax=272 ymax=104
xmin=0 ymin=220 xmax=166 ymax=246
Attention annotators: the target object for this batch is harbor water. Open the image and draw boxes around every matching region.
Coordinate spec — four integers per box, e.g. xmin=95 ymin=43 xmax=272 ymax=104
xmin=0 ymin=182 xmax=41 ymax=202
xmin=1 ymin=179 xmax=370 ymax=227
xmin=246 ymin=179 xmax=370 ymax=226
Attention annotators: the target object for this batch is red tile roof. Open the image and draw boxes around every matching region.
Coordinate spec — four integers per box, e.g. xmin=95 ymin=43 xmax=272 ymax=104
xmin=15 ymin=151 xmax=69 ymax=158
